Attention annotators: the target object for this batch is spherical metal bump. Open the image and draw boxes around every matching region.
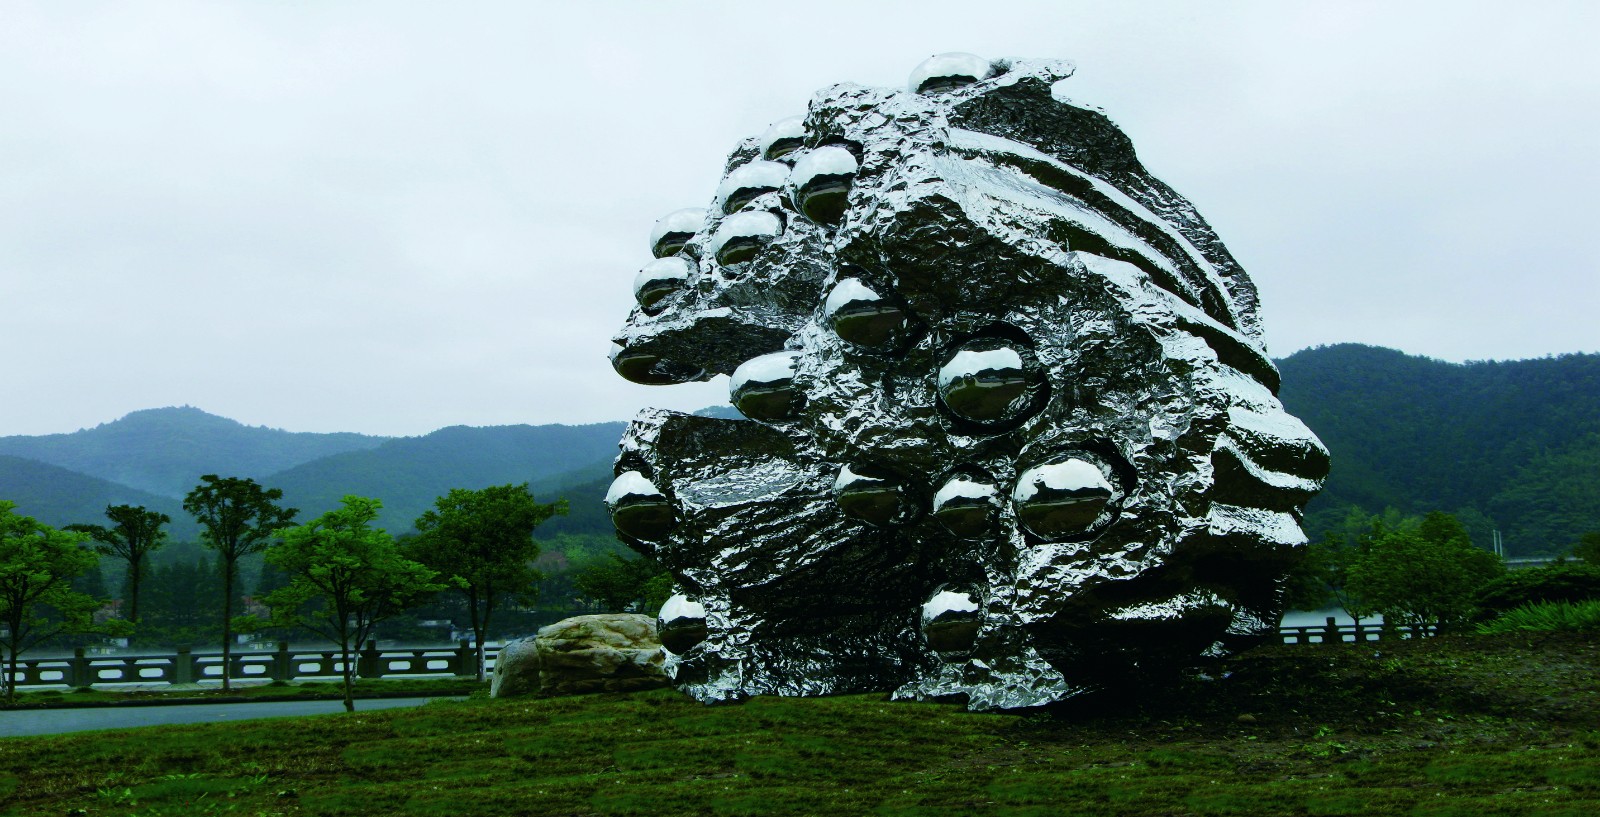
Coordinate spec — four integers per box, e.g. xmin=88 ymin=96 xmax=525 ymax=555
xmin=710 ymin=210 xmax=783 ymax=266
xmin=1012 ymin=458 xmax=1120 ymax=540
xmin=633 ymin=256 xmax=692 ymax=313
xmin=610 ymin=344 xmax=705 ymax=385
xmin=649 ymin=208 xmax=706 ymax=258
xmin=908 ymin=52 xmax=993 ymax=94
xmin=758 ymin=116 xmax=806 ymax=161
xmin=922 ymin=589 xmax=982 ymax=655
xmin=790 ymin=146 xmax=858 ymax=225
xmin=729 ymin=350 xmax=802 ymax=421
xmin=932 ymin=474 xmax=1001 ymax=539
xmin=607 ymin=470 xmax=676 ymax=542
xmin=657 ymin=593 xmax=708 ymax=655
xmin=716 ymin=161 xmax=789 ymax=214
xmin=936 ymin=340 xmax=1046 ymax=428
xmin=824 ymin=278 xmax=907 ymax=348
xmin=833 ymin=464 xmax=916 ymax=527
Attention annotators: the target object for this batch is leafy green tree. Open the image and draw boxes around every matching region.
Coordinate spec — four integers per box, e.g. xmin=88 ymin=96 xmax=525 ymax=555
xmin=573 ymin=553 xmax=672 ymax=614
xmin=0 ymin=502 xmax=124 ymax=703
xmin=1571 ymin=531 xmax=1600 ymax=564
xmin=183 ymin=475 xmax=297 ymax=691
xmin=65 ymin=504 xmax=170 ymax=626
xmin=1297 ymin=506 xmax=1402 ymax=622
xmin=406 ymin=484 xmax=567 ymax=680
xmin=258 ymin=496 xmax=443 ymax=712
xmin=1347 ymin=511 xmax=1504 ymax=632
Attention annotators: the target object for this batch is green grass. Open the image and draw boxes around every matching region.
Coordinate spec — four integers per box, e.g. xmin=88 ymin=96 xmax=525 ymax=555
xmin=1 ymin=632 xmax=1596 ymax=816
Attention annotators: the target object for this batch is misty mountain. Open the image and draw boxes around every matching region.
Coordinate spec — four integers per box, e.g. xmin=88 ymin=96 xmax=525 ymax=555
xmin=0 ymin=406 xmax=387 ymax=497
xmin=264 ymin=422 xmax=628 ymax=534
xmin=0 ymin=455 xmax=199 ymax=540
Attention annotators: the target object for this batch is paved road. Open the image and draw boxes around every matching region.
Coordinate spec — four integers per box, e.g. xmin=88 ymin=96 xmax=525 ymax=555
xmin=1 ymin=697 xmax=452 ymax=739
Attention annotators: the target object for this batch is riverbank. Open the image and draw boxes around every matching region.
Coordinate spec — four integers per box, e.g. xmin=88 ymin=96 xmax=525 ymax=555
xmin=1 ymin=632 xmax=1595 ymax=816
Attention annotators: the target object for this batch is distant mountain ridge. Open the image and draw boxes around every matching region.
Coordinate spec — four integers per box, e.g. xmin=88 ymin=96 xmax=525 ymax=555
xmin=1278 ymin=344 xmax=1600 ymax=554
xmin=0 ymin=455 xmax=200 ymax=540
xmin=267 ymin=422 xmax=627 ymax=534
xmin=1 ymin=349 xmax=1596 ymax=555
xmin=0 ymin=406 xmax=387 ymax=497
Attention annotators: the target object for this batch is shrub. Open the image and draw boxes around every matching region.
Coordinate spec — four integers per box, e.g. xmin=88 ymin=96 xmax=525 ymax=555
xmin=1475 ymin=600 xmax=1600 ymax=635
xmin=1471 ymin=562 xmax=1600 ymax=621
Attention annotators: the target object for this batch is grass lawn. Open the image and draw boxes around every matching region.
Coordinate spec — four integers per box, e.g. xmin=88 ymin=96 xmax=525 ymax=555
xmin=1 ymin=632 xmax=1596 ymax=816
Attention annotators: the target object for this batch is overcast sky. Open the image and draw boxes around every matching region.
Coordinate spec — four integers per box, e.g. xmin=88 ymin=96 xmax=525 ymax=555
xmin=3 ymin=1 xmax=1595 ymax=437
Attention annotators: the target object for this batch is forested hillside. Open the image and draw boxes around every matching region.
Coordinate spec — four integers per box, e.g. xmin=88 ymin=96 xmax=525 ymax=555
xmin=265 ymin=422 xmax=627 ymax=534
xmin=0 ymin=406 xmax=386 ymax=497
xmin=1 ymin=351 xmax=1595 ymax=556
xmin=1279 ymin=344 xmax=1600 ymax=555
xmin=0 ymin=455 xmax=199 ymax=539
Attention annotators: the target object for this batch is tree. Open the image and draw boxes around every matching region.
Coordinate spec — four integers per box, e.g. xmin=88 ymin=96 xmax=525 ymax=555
xmin=183 ymin=475 xmax=297 ymax=691
xmin=0 ymin=502 xmax=123 ymax=703
xmin=258 ymin=496 xmax=443 ymax=712
xmin=65 ymin=504 xmax=170 ymax=626
xmin=1347 ymin=511 xmax=1505 ymax=632
xmin=406 ymin=484 xmax=567 ymax=681
xmin=1572 ymin=531 xmax=1600 ymax=564
xmin=573 ymin=552 xmax=672 ymax=614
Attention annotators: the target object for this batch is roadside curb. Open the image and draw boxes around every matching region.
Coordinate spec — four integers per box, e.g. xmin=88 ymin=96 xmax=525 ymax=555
xmin=1 ymin=687 xmax=481 ymax=712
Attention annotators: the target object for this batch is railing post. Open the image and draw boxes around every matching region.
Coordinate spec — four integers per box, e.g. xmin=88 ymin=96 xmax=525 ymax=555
xmin=69 ymin=647 xmax=91 ymax=688
xmin=358 ymin=639 xmax=382 ymax=679
xmin=173 ymin=646 xmax=193 ymax=684
xmin=454 ymin=639 xmax=475 ymax=677
xmin=272 ymin=642 xmax=291 ymax=682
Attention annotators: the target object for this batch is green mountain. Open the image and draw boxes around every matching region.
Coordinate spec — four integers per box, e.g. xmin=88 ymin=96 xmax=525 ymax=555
xmin=0 ymin=455 xmax=199 ymax=539
xmin=265 ymin=422 xmax=628 ymax=534
xmin=0 ymin=406 xmax=387 ymax=497
xmin=1278 ymin=344 xmax=1600 ymax=556
xmin=3 ymin=351 xmax=1595 ymax=558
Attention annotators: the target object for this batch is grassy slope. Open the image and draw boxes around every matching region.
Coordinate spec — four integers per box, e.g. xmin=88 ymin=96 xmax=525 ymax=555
xmin=1 ymin=633 xmax=1596 ymax=816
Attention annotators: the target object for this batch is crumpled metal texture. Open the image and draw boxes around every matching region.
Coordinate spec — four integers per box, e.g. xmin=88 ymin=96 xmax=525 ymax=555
xmin=606 ymin=55 xmax=1328 ymax=710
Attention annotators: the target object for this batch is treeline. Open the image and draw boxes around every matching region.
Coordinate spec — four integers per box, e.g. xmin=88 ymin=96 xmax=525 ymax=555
xmin=0 ymin=474 xmax=675 ymax=704
xmin=1290 ymin=507 xmax=1600 ymax=631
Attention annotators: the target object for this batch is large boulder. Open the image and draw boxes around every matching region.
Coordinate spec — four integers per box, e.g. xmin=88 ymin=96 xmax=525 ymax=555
xmin=491 ymin=613 xmax=668 ymax=698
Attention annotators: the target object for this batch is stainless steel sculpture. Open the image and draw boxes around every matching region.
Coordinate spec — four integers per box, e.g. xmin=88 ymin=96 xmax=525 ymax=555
xmin=607 ymin=54 xmax=1328 ymax=710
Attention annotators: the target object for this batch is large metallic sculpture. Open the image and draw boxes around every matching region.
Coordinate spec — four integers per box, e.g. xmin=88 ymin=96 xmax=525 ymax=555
xmin=606 ymin=54 xmax=1328 ymax=710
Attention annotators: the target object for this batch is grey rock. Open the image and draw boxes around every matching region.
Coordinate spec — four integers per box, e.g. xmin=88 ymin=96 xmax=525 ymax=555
xmin=488 ymin=635 xmax=541 ymax=699
xmin=490 ymin=614 xmax=668 ymax=698
xmin=606 ymin=53 xmax=1327 ymax=710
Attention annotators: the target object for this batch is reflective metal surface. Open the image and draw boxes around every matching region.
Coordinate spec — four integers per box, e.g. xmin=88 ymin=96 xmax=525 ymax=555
xmin=633 ymin=256 xmax=693 ymax=313
xmin=657 ymin=593 xmax=709 ymax=655
xmin=908 ymin=52 xmax=994 ymax=94
xmin=607 ymin=55 xmax=1328 ymax=710
xmin=790 ymin=146 xmax=858 ymax=224
xmin=729 ymin=351 xmax=802 ymax=421
xmin=649 ymin=208 xmax=706 ymax=258
xmin=606 ymin=470 xmax=677 ymax=541
xmin=717 ymin=161 xmax=790 ymax=214
xmin=758 ymin=116 xmax=806 ymax=161
xmin=710 ymin=210 xmax=783 ymax=265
